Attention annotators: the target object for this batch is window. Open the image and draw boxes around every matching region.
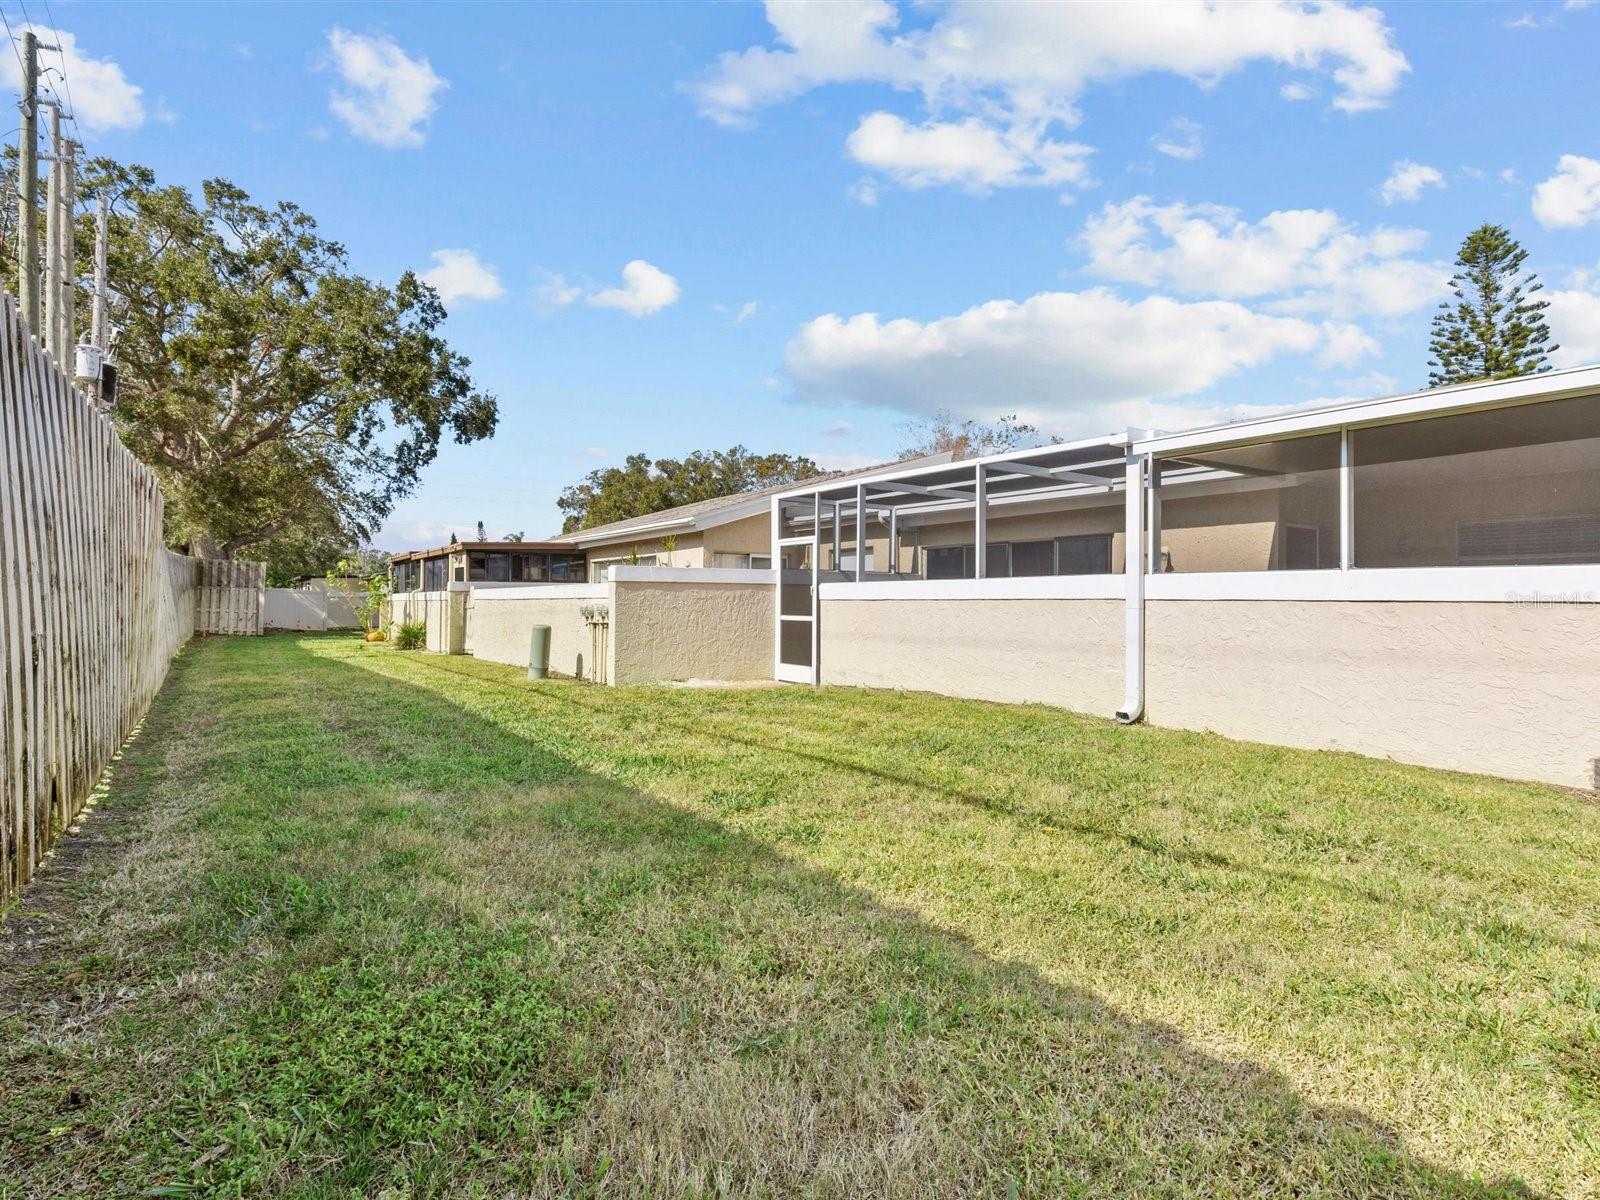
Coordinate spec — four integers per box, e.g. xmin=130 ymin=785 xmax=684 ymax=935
xmin=713 ymin=552 xmax=775 ymax=569
xmin=550 ymin=555 xmax=586 ymax=581
xmin=422 ymin=556 xmax=447 ymax=591
xmin=1354 ymin=393 xmax=1600 ymax=567
xmin=1056 ymin=534 xmax=1112 ymax=575
xmin=925 ymin=545 xmax=971 ymax=580
xmin=1157 ymin=432 xmax=1341 ymax=572
xmin=1010 ymin=540 xmax=1055 ymax=577
xmin=590 ymin=555 xmax=656 ymax=582
xmin=1281 ymin=525 xmax=1322 ymax=570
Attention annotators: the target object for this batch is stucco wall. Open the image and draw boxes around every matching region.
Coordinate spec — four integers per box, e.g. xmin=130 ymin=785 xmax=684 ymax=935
xmin=609 ymin=578 xmax=774 ymax=684
xmin=467 ymin=586 xmax=605 ymax=679
xmin=587 ymin=533 xmax=707 ymax=577
xmin=819 ymin=597 xmax=1124 ymax=713
xmin=1145 ymin=598 xmax=1600 ymax=788
xmin=704 ymin=513 xmax=771 ymax=559
xmin=392 ymin=591 xmax=452 ymax=652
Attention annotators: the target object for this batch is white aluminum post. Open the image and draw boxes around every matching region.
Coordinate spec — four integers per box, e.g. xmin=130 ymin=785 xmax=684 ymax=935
xmin=811 ymin=490 xmax=822 ymax=685
xmin=1118 ymin=450 xmax=1145 ymax=722
xmin=770 ymin=496 xmax=781 ymax=679
xmin=1339 ymin=426 xmax=1353 ymax=570
xmin=830 ymin=500 xmax=840 ymax=574
xmin=974 ymin=463 xmax=988 ymax=579
xmin=888 ymin=503 xmax=899 ymax=576
xmin=1147 ymin=458 xmax=1163 ymax=573
xmin=854 ymin=483 xmax=866 ymax=581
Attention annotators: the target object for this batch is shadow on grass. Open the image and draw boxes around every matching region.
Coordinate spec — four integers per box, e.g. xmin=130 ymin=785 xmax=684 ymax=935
xmin=401 ymin=651 xmax=1593 ymax=960
xmin=5 ymin=634 xmax=1546 ymax=1197
xmin=313 ymin=640 xmax=1545 ymax=1197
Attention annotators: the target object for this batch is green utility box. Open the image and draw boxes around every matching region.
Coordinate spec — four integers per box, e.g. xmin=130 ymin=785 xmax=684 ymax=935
xmin=528 ymin=624 xmax=551 ymax=680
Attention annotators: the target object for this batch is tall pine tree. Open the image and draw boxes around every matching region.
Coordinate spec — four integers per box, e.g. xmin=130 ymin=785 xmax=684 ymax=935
xmin=1428 ymin=224 xmax=1556 ymax=386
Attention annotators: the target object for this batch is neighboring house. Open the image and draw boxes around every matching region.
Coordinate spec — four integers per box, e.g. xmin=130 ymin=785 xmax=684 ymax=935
xmin=386 ymin=455 xmax=955 ymax=590
xmin=388 ymin=540 xmax=589 ymax=592
xmin=560 ymin=454 xmax=957 ymax=581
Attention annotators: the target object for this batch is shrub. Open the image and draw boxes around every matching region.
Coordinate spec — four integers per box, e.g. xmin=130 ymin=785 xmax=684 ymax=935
xmin=392 ymin=621 xmax=426 ymax=651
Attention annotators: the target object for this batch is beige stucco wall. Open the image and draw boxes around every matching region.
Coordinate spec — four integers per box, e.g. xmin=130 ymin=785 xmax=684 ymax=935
xmin=820 ymin=598 xmax=1124 ymax=714
xmin=609 ymin=580 xmax=774 ymax=684
xmin=1145 ymin=598 xmax=1600 ymax=789
xmin=587 ymin=532 xmax=708 ymax=577
xmin=466 ymin=592 xmax=603 ymax=679
xmin=704 ymin=513 xmax=772 ymax=560
xmin=391 ymin=592 xmax=452 ymax=653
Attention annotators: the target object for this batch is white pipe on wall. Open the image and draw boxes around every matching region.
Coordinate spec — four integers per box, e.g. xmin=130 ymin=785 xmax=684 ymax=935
xmin=1117 ymin=449 xmax=1145 ymax=723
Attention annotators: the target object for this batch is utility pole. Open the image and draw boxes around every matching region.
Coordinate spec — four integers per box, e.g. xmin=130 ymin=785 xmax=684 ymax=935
xmin=43 ymin=100 xmax=60 ymax=355
xmin=62 ymin=139 xmax=76 ymax=358
xmin=88 ymin=192 xmax=107 ymax=408
xmin=17 ymin=30 xmax=38 ymax=334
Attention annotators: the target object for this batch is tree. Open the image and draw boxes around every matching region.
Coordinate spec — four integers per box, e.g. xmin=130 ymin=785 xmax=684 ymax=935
xmin=558 ymin=447 xmax=820 ymax=533
xmin=80 ymin=160 xmax=498 ymax=573
xmin=1428 ymin=224 xmax=1557 ymax=386
xmin=898 ymin=411 xmax=1044 ymax=460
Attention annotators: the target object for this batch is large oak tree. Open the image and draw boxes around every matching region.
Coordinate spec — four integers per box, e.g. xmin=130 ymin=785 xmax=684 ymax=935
xmin=81 ymin=160 xmax=497 ymax=567
xmin=558 ymin=447 xmax=819 ymax=533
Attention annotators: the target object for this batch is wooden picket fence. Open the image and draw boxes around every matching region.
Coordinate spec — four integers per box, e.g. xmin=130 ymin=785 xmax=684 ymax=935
xmin=196 ymin=558 xmax=264 ymax=635
xmin=0 ymin=291 xmax=260 ymax=900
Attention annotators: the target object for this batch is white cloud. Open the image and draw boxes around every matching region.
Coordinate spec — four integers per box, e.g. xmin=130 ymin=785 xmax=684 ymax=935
xmin=822 ymin=420 xmax=854 ymax=437
xmin=1546 ymin=264 xmax=1600 ymax=367
xmin=695 ymin=1 xmax=1404 ymax=197
xmin=326 ymin=28 xmax=446 ymax=148
xmin=784 ymin=287 xmax=1340 ymax=433
xmin=1316 ymin=320 xmax=1381 ymax=367
xmin=587 ymin=260 xmax=682 ymax=317
xmin=698 ymin=0 xmax=1407 ymax=123
xmin=417 ymin=249 xmax=504 ymax=304
xmin=737 ymin=300 xmax=760 ymax=322
xmin=846 ymin=111 xmax=1091 ymax=190
xmin=0 ymin=25 xmax=144 ymax=133
xmin=1532 ymin=154 xmax=1600 ymax=228
xmin=1500 ymin=167 xmax=1520 ymax=184
xmin=1379 ymin=159 xmax=1444 ymax=204
xmin=534 ymin=271 xmax=583 ymax=311
xmin=1151 ymin=117 xmax=1203 ymax=161
xmin=1279 ymin=81 xmax=1314 ymax=101
xmin=849 ymin=177 xmax=881 ymax=206
xmin=1079 ymin=196 xmax=1446 ymax=318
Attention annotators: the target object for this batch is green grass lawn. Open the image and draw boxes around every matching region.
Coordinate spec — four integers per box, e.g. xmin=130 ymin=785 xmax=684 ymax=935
xmin=3 ymin=633 xmax=1597 ymax=1198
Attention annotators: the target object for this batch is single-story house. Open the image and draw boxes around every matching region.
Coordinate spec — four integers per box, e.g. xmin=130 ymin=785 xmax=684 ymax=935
xmin=771 ymin=365 xmax=1600 ymax=789
xmin=388 ymin=540 xmax=589 ymax=592
xmin=386 ymin=454 xmax=955 ymax=591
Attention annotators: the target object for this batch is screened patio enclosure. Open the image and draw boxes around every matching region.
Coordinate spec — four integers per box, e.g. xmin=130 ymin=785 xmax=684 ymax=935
xmin=771 ymin=435 xmax=1138 ymax=683
xmin=769 ymin=365 xmax=1600 ymax=751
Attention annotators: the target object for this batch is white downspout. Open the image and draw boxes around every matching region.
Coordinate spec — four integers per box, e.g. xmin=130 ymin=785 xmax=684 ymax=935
xmin=1117 ymin=445 xmax=1145 ymax=724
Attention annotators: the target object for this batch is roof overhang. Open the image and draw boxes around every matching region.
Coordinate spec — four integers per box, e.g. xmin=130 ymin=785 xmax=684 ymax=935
xmin=1134 ymin=364 xmax=1600 ymax=457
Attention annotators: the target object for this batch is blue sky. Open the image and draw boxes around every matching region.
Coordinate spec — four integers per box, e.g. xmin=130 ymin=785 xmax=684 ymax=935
xmin=21 ymin=0 xmax=1600 ymax=547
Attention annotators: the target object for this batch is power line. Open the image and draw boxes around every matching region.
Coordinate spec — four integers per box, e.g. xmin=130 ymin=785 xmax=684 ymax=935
xmin=35 ymin=0 xmax=74 ymax=146
xmin=0 ymin=10 xmax=26 ymax=82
